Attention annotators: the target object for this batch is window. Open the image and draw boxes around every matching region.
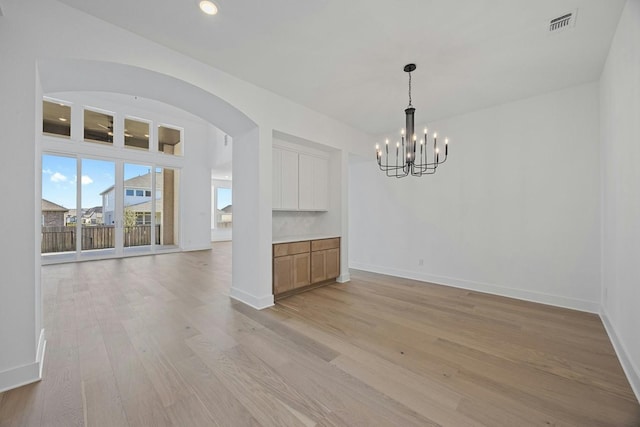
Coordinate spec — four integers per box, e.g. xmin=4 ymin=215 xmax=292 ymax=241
xmin=126 ymin=189 xmax=134 ymax=196
xmin=41 ymin=154 xmax=76 ymax=254
xmin=84 ymin=109 xmax=114 ymax=144
xmin=43 ymin=100 xmax=71 ymax=138
xmin=124 ymin=118 xmax=150 ymax=151
xmin=158 ymin=126 xmax=183 ymax=156
xmin=215 ymin=187 xmax=232 ymax=229
xmin=136 ymin=189 xmax=144 ymax=197
xmin=145 ymin=190 xmax=151 ymax=197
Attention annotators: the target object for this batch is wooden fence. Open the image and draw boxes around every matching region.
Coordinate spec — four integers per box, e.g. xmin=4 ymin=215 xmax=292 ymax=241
xmin=41 ymin=225 xmax=161 ymax=253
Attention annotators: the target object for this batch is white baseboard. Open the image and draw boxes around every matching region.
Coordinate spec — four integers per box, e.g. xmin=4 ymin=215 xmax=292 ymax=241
xmin=182 ymin=244 xmax=214 ymax=252
xmin=336 ymin=273 xmax=351 ymax=283
xmin=349 ymin=262 xmax=600 ymax=313
xmin=229 ymin=287 xmax=274 ymax=310
xmin=600 ymin=309 xmax=640 ymax=403
xmin=0 ymin=328 xmax=46 ymax=393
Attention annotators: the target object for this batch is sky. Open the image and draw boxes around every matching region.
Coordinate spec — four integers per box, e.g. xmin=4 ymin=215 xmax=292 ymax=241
xmin=42 ymin=155 xmax=152 ymax=209
xmin=42 ymin=154 xmax=231 ymax=211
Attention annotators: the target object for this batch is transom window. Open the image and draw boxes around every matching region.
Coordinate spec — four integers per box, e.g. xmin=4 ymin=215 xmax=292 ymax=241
xmin=43 ymin=100 xmax=183 ymax=157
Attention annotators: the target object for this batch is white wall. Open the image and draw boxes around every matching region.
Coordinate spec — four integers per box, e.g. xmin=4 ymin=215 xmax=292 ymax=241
xmin=0 ymin=0 xmax=370 ymax=392
xmin=599 ymin=0 xmax=640 ymax=400
xmin=350 ymin=82 xmax=601 ymax=312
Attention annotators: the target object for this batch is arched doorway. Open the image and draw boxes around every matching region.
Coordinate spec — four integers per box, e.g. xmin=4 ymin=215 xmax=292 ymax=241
xmin=37 ymin=59 xmax=274 ymax=312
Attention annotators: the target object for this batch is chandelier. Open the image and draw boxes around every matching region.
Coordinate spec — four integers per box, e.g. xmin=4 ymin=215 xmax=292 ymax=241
xmin=376 ymin=63 xmax=449 ymax=177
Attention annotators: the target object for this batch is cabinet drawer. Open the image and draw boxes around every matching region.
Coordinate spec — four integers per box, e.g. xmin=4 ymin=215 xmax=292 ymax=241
xmin=273 ymin=241 xmax=310 ymax=257
xmin=311 ymin=238 xmax=340 ymax=252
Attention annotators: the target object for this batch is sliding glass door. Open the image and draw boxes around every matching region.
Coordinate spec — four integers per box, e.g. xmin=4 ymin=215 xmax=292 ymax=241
xmin=41 ymin=154 xmax=180 ymax=261
xmin=41 ymin=154 xmax=77 ymax=255
xmin=123 ymin=163 xmax=155 ymax=252
xmin=81 ymin=158 xmax=116 ymax=255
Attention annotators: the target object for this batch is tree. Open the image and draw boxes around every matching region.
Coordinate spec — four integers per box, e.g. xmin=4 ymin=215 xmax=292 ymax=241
xmin=123 ymin=208 xmax=137 ymax=228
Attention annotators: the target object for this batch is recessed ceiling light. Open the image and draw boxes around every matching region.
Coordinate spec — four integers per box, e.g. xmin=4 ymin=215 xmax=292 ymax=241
xmin=58 ymin=117 xmax=67 ymax=122
xmin=199 ymin=0 xmax=218 ymax=15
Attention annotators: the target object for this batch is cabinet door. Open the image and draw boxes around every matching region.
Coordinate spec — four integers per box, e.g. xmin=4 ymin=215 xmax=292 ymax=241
xmin=272 ymin=148 xmax=282 ymax=209
xmin=310 ymin=250 xmax=326 ymax=284
xmin=299 ymin=154 xmax=329 ymax=211
xmin=325 ymin=248 xmax=340 ymax=280
xmin=313 ymin=156 xmax=329 ymax=210
xmin=292 ymin=253 xmax=311 ymax=289
xmin=281 ymin=149 xmax=299 ymax=210
xmin=273 ymin=256 xmax=294 ymax=294
xmin=298 ymin=154 xmax=314 ymax=210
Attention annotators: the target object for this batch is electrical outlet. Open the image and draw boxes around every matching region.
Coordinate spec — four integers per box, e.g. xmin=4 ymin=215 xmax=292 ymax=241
xmin=418 ymin=259 xmax=424 ymax=266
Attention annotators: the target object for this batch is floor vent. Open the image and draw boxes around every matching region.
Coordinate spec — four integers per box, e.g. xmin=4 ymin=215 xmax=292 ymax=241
xmin=549 ymin=10 xmax=577 ymax=32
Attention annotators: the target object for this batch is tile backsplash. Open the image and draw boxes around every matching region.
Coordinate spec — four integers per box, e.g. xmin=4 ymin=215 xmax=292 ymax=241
xmin=272 ymin=211 xmax=330 ymax=238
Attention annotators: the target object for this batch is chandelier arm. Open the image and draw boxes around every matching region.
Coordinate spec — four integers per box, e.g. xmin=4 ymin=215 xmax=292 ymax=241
xmin=414 ymin=154 xmax=447 ymax=167
xmin=412 ymin=167 xmax=436 ymax=176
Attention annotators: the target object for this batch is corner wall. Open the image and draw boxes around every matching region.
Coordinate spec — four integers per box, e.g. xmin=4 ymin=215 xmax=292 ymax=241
xmin=350 ymin=82 xmax=601 ymax=312
xmin=599 ymin=0 xmax=640 ymax=400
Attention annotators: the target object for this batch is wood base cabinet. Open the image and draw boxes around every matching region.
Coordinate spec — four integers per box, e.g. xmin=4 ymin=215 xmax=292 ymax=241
xmin=273 ymin=237 xmax=340 ymax=299
xmin=310 ymin=239 xmax=340 ymax=284
xmin=273 ymin=241 xmax=310 ymax=295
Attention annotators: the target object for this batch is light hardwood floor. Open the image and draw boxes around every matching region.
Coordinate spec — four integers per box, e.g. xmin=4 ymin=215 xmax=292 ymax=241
xmin=1 ymin=242 xmax=638 ymax=426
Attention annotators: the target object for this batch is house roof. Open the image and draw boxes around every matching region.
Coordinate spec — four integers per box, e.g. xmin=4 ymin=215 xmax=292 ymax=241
xmin=100 ymin=172 xmax=164 ymax=195
xmin=42 ymin=199 xmax=68 ymax=212
xmin=83 ymin=206 xmax=103 ymax=217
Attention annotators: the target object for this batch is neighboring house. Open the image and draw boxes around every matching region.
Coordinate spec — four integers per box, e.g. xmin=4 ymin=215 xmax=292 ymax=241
xmin=82 ymin=206 xmax=103 ymax=225
xmin=65 ymin=208 xmax=77 ymax=226
xmin=100 ymin=171 xmax=163 ymax=225
xmin=216 ymin=204 xmax=233 ymax=228
xmin=124 ymin=199 xmax=162 ymax=225
xmin=41 ymin=199 xmax=68 ymax=227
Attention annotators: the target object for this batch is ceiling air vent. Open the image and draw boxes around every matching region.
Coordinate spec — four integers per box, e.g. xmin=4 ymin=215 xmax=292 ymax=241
xmin=549 ymin=10 xmax=577 ymax=32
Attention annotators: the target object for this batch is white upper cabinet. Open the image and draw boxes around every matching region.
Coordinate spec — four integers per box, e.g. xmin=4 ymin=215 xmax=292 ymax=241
xmin=272 ymin=147 xmax=283 ymax=209
xmin=281 ymin=149 xmax=299 ymax=210
xmin=273 ymin=146 xmax=329 ymax=211
xmin=273 ymin=147 xmax=299 ymax=210
xmin=299 ymin=154 xmax=328 ymax=211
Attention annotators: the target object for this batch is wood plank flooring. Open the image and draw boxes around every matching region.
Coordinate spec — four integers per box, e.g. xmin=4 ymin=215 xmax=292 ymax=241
xmin=1 ymin=242 xmax=638 ymax=426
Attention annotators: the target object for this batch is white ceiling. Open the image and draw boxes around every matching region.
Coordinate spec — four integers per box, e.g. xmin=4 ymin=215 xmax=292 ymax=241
xmin=57 ymin=0 xmax=625 ymax=135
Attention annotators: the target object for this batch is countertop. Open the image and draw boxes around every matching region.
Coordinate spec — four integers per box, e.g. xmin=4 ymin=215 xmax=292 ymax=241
xmin=272 ymin=234 xmax=340 ymax=244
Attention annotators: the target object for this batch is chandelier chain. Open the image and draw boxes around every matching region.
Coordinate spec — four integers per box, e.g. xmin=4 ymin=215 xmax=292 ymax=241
xmin=408 ymin=71 xmax=412 ymax=107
